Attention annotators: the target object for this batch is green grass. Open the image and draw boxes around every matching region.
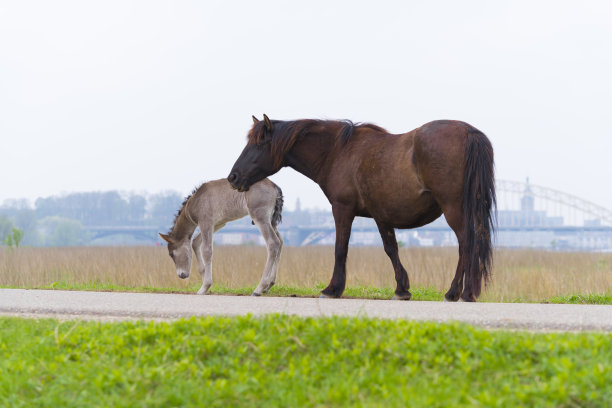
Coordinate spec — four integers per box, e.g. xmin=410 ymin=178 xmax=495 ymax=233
xmin=1 ymin=280 xmax=445 ymax=300
xmin=4 ymin=280 xmax=612 ymax=304
xmin=1 ymin=315 xmax=611 ymax=407
xmin=209 ymin=283 xmax=444 ymax=301
xmin=548 ymin=293 xmax=612 ymax=305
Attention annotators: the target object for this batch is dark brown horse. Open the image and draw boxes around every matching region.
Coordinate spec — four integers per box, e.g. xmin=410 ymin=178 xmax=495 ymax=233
xmin=228 ymin=114 xmax=496 ymax=302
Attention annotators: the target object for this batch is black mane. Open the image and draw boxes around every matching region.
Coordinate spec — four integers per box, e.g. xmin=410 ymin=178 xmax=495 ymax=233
xmin=247 ymin=118 xmax=387 ymax=167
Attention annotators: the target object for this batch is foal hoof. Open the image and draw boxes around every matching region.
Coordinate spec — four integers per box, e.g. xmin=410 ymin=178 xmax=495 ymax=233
xmin=251 ymin=292 xmax=261 ymax=297
xmin=392 ymin=293 xmax=412 ymax=301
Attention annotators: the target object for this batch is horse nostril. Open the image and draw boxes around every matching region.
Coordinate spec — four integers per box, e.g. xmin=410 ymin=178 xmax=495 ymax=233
xmin=228 ymin=173 xmax=237 ymax=183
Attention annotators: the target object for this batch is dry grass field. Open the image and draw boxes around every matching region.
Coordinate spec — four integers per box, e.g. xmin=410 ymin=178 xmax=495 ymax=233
xmin=1 ymin=246 xmax=611 ymax=302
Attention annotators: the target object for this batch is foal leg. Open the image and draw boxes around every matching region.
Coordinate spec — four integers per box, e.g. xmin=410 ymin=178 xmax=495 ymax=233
xmin=193 ymin=228 xmax=213 ymax=295
xmin=321 ymin=205 xmax=354 ymax=298
xmin=252 ymin=218 xmax=283 ymax=296
xmin=271 ymin=226 xmax=283 ymax=286
xmin=376 ymin=222 xmax=411 ymax=300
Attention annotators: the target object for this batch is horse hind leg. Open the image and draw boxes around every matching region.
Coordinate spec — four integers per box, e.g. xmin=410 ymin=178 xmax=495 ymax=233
xmin=441 ymin=206 xmax=466 ymax=302
xmin=376 ymin=222 xmax=411 ymax=300
xmin=252 ymin=216 xmax=283 ymax=296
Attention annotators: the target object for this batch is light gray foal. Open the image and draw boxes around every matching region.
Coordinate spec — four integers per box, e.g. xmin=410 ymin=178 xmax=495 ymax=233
xmin=159 ymin=178 xmax=283 ymax=296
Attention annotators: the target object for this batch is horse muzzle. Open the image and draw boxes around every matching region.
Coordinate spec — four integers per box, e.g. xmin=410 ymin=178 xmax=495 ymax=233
xmin=227 ymin=173 xmax=250 ymax=192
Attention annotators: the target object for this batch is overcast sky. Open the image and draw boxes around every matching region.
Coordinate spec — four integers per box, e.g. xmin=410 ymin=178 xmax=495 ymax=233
xmin=1 ymin=1 xmax=611 ymax=212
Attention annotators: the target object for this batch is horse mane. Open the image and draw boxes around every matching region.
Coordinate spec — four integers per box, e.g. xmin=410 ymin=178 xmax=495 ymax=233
xmin=168 ymin=183 xmax=207 ymax=235
xmin=247 ymin=119 xmax=387 ymax=168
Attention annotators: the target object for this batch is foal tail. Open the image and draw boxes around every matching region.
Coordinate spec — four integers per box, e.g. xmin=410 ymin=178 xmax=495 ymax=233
xmin=462 ymin=126 xmax=496 ymax=299
xmin=271 ymin=182 xmax=284 ymax=227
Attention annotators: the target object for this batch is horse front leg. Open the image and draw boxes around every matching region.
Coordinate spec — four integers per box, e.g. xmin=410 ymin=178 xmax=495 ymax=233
xmin=193 ymin=228 xmax=213 ymax=295
xmin=376 ymin=222 xmax=411 ymax=300
xmin=321 ymin=205 xmax=354 ymax=298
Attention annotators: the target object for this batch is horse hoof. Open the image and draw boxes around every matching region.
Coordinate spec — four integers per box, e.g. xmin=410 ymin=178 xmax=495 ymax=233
xmin=392 ymin=294 xmax=411 ymax=301
xmin=251 ymin=292 xmax=261 ymax=297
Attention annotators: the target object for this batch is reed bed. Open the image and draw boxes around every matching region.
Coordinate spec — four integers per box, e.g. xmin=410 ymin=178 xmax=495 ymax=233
xmin=1 ymin=246 xmax=611 ymax=302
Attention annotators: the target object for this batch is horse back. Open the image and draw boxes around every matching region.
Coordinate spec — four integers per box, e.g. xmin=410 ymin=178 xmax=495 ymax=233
xmin=334 ymin=121 xmax=473 ymax=228
xmin=192 ymin=179 xmax=250 ymax=226
xmin=327 ymin=129 xmax=439 ymax=227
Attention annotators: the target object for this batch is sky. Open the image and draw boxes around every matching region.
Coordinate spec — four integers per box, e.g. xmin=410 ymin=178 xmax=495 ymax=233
xmin=1 ymin=1 xmax=611 ymax=212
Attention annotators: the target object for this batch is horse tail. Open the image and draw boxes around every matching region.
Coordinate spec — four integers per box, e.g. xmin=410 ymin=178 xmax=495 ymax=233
xmin=271 ymin=182 xmax=284 ymax=227
xmin=462 ymin=126 xmax=496 ymax=298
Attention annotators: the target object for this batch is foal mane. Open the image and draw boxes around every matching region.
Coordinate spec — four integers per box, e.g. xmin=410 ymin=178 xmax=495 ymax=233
xmin=247 ymin=119 xmax=387 ymax=168
xmin=168 ymin=183 xmax=207 ymax=235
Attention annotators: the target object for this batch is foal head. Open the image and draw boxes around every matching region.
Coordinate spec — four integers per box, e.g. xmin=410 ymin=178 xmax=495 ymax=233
xmin=159 ymin=232 xmax=193 ymax=280
xmin=228 ymin=114 xmax=282 ymax=192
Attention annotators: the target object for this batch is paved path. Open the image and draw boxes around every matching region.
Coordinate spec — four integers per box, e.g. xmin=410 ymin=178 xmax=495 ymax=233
xmin=1 ymin=288 xmax=611 ymax=332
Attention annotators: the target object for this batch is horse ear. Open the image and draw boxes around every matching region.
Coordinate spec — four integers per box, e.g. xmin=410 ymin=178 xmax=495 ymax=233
xmin=263 ymin=114 xmax=272 ymax=132
xmin=158 ymin=233 xmax=171 ymax=243
xmin=252 ymin=115 xmax=259 ymax=124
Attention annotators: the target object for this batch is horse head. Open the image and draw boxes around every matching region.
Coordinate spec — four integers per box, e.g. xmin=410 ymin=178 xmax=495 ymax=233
xmin=228 ymin=114 xmax=280 ymax=192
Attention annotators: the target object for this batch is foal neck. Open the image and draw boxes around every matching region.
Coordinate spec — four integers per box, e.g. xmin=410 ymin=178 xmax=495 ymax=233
xmin=171 ymin=202 xmax=198 ymax=240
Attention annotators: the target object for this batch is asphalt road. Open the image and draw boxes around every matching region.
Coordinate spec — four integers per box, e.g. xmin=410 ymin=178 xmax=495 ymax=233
xmin=1 ymin=288 xmax=611 ymax=332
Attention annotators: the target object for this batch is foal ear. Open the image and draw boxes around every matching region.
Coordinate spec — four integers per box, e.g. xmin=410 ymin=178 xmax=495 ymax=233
xmin=158 ymin=233 xmax=172 ymax=243
xmin=252 ymin=115 xmax=259 ymax=124
xmin=263 ymin=114 xmax=272 ymax=132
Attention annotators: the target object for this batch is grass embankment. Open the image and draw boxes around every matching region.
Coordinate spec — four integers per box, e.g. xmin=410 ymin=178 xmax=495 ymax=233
xmin=1 ymin=315 xmax=611 ymax=407
xmin=9 ymin=280 xmax=612 ymax=304
xmin=1 ymin=246 xmax=612 ymax=303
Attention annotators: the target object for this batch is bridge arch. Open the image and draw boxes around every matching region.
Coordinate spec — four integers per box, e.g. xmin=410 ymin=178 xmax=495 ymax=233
xmin=496 ymin=179 xmax=612 ymax=227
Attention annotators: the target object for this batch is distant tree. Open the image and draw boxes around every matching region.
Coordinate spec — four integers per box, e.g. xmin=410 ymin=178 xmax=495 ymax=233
xmin=38 ymin=216 xmax=84 ymax=246
xmin=13 ymin=209 xmax=37 ymax=231
xmin=1 ymin=198 xmax=31 ymax=212
xmin=35 ymin=191 xmax=133 ymax=226
xmin=0 ymin=215 xmax=14 ymax=243
xmin=3 ymin=227 xmax=24 ymax=248
xmin=148 ymin=191 xmax=183 ymax=228
xmin=128 ymin=194 xmax=147 ymax=224
xmin=0 ymin=206 xmax=40 ymax=245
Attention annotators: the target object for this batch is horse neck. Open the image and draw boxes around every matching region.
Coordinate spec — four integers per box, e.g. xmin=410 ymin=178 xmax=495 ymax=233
xmin=283 ymin=131 xmax=337 ymax=184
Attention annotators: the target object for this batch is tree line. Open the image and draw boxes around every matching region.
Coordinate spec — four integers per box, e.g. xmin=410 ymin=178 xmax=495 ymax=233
xmin=0 ymin=191 xmax=184 ymax=246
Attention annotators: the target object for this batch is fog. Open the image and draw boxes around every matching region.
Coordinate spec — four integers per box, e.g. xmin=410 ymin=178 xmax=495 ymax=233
xmin=1 ymin=1 xmax=611 ymax=211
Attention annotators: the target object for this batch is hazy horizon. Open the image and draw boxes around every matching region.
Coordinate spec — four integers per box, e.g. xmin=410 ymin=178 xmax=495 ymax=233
xmin=2 ymin=1 xmax=611 ymax=212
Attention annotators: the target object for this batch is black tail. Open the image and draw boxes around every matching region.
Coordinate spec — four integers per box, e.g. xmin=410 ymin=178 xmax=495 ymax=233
xmin=462 ymin=127 xmax=496 ymax=299
xmin=271 ymin=183 xmax=284 ymax=227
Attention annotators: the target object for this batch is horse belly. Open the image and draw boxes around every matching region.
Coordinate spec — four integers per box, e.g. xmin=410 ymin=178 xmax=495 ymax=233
xmin=356 ymin=142 xmax=442 ymax=228
xmin=364 ymin=188 xmax=442 ymax=229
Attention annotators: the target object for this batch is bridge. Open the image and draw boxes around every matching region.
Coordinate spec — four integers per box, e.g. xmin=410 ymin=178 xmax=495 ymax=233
xmin=82 ymin=179 xmax=612 ymax=249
